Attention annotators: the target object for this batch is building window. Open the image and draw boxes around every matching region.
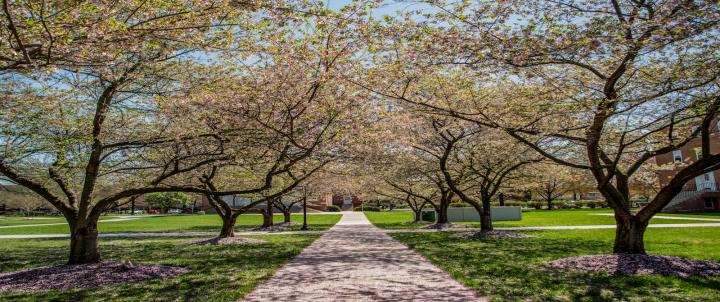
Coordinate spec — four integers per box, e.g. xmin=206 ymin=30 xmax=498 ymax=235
xmin=343 ymin=195 xmax=352 ymax=205
xmin=691 ymin=126 xmax=699 ymax=135
xmin=695 ymin=148 xmax=702 ymax=160
xmin=704 ymin=198 xmax=714 ymax=209
xmin=672 ymin=150 xmax=682 ymax=163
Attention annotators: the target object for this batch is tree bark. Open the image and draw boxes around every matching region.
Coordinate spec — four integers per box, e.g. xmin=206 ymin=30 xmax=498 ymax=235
xmin=262 ymin=200 xmax=274 ymax=227
xmin=412 ymin=209 xmax=422 ymax=223
xmin=436 ymin=203 xmax=449 ymax=224
xmin=68 ymin=220 xmax=101 ymax=264
xmin=219 ymin=215 xmax=237 ymax=238
xmin=546 ymin=198 xmax=553 ymax=210
xmin=480 ymin=199 xmax=493 ymax=231
xmin=613 ymin=214 xmax=648 ymax=254
xmin=283 ymin=211 xmax=291 ymax=223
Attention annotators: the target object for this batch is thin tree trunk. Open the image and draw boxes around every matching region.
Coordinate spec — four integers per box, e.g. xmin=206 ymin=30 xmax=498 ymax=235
xmin=262 ymin=200 xmax=274 ymax=227
xmin=546 ymin=198 xmax=553 ymax=210
xmin=613 ymin=214 xmax=648 ymax=254
xmin=68 ymin=219 xmax=101 ymax=264
xmin=413 ymin=209 xmax=422 ymax=223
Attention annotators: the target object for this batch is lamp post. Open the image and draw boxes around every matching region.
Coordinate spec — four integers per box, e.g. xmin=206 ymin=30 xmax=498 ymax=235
xmin=301 ymin=184 xmax=308 ymax=230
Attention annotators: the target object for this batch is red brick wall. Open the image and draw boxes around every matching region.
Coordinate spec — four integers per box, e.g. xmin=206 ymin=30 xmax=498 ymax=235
xmin=665 ymin=193 xmax=720 ymax=212
xmin=655 ymin=123 xmax=720 ymax=188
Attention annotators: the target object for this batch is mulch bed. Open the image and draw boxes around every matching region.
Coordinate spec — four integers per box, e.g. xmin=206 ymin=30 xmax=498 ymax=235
xmin=449 ymin=230 xmax=536 ymax=239
xmin=548 ymin=254 xmax=720 ymax=278
xmin=0 ymin=261 xmax=190 ymax=293
xmin=251 ymin=222 xmax=301 ymax=232
xmin=182 ymin=236 xmax=267 ymax=246
xmin=420 ymin=223 xmax=472 ymax=230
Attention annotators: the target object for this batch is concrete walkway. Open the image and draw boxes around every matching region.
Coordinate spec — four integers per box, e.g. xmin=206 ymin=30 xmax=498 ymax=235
xmin=242 ymin=211 xmax=487 ymax=302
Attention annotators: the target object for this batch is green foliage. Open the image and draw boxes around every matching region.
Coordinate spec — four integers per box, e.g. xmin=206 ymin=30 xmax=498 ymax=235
xmin=326 ymin=205 xmax=342 ymax=212
xmin=144 ymin=192 xmax=193 ymax=211
xmin=449 ymin=202 xmax=470 ymax=207
xmin=354 ymin=206 xmax=380 ymax=212
xmin=196 ymin=211 xmax=205 ymax=215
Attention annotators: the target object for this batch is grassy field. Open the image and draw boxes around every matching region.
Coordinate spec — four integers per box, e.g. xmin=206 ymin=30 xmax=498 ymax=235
xmin=364 ymin=209 xmax=720 ymax=229
xmin=0 ymin=235 xmax=318 ymax=301
xmin=0 ymin=214 xmax=342 ymax=235
xmin=392 ymin=227 xmax=720 ymax=301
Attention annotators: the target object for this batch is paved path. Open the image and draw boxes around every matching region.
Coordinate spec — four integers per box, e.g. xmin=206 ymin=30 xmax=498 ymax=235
xmin=242 ymin=211 xmax=487 ymax=302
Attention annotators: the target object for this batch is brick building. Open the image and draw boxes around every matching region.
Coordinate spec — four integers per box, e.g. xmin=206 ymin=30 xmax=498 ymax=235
xmin=655 ymin=123 xmax=720 ymax=212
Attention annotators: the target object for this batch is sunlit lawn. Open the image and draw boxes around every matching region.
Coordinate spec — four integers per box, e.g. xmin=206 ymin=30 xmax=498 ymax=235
xmin=0 ymin=214 xmax=341 ymax=235
xmin=364 ymin=209 xmax=720 ymax=229
xmin=0 ymin=235 xmax=318 ymax=301
xmin=393 ymin=227 xmax=720 ymax=301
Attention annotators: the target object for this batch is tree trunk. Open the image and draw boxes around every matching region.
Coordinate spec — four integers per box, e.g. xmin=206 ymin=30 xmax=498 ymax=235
xmin=219 ymin=215 xmax=236 ymax=238
xmin=480 ymin=199 xmax=493 ymax=231
xmin=546 ymin=198 xmax=553 ymax=210
xmin=412 ymin=209 xmax=422 ymax=223
xmin=283 ymin=211 xmax=291 ymax=223
xmin=436 ymin=204 xmax=449 ymax=224
xmin=262 ymin=201 xmax=274 ymax=227
xmin=613 ymin=214 xmax=648 ymax=254
xmin=68 ymin=220 xmax=101 ymax=264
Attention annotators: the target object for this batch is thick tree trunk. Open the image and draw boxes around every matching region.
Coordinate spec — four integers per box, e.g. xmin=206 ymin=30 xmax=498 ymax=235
xmin=613 ymin=214 xmax=648 ymax=254
xmin=68 ymin=220 xmax=101 ymax=264
xmin=219 ymin=215 xmax=237 ymax=238
xmin=480 ymin=200 xmax=493 ymax=231
xmin=283 ymin=211 xmax=291 ymax=223
xmin=436 ymin=204 xmax=449 ymax=224
xmin=546 ymin=198 xmax=553 ymax=210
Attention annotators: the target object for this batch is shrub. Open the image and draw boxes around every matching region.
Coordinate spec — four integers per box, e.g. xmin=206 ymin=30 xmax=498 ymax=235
xmin=326 ymin=205 xmax=342 ymax=212
xmin=354 ymin=206 xmax=380 ymax=212
xmin=449 ymin=202 xmax=470 ymax=207
xmin=196 ymin=211 xmax=205 ymax=215
xmin=527 ymin=201 xmax=543 ymax=209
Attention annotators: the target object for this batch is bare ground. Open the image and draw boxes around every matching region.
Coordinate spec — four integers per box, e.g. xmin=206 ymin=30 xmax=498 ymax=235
xmin=0 ymin=261 xmax=190 ymax=292
xmin=182 ymin=236 xmax=267 ymax=246
xmin=548 ymin=254 xmax=720 ymax=278
xmin=449 ymin=230 xmax=536 ymax=239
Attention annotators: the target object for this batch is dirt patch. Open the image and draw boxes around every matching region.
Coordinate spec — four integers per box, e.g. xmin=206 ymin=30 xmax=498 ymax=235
xmin=274 ymin=222 xmax=302 ymax=227
xmin=183 ymin=236 xmax=267 ymax=246
xmin=0 ymin=261 xmax=190 ymax=292
xmin=420 ymin=223 xmax=472 ymax=230
xmin=449 ymin=230 xmax=536 ymax=239
xmin=548 ymin=254 xmax=720 ymax=278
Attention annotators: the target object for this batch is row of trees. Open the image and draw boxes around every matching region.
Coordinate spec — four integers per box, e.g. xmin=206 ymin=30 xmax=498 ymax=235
xmin=1 ymin=0 xmax=718 ymax=262
xmin=361 ymin=0 xmax=720 ymax=253
xmin=0 ymin=0 xmax=367 ymax=264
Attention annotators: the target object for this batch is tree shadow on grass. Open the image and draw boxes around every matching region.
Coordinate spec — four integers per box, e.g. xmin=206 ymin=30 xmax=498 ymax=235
xmin=392 ymin=232 xmax=720 ymax=301
xmin=0 ymin=235 xmax=318 ymax=301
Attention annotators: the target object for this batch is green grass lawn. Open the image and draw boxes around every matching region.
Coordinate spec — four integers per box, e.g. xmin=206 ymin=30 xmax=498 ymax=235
xmin=392 ymin=227 xmax=720 ymax=301
xmin=0 ymin=214 xmax=341 ymax=235
xmin=0 ymin=235 xmax=318 ymax=301
xmin=364 ymin=209 xmax=720 ymax=229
